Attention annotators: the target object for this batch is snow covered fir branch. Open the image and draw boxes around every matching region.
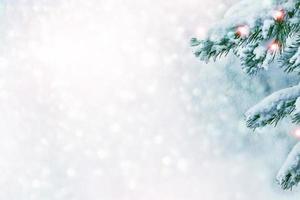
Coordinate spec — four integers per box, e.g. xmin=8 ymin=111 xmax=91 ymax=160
xmin=192 ymin=0 xmax=300 ymax=190
xmin=245 ymin=84 xmax=300 ymax=129
xmin=191 ymin=0 xmax=300 ymax=74
xmin=277 ymin=142 xmax=300 ymax=190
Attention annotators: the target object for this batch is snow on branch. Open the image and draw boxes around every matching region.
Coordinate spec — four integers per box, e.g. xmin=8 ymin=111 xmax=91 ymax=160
xmin=245 ymin=84 xmax=300 ymax=129
xmin=277 ymin=142 xmax=300 ymax=190
xmin=280 ymin=35 xmax=300 ymax=73
xmin=191 ymin=0 xmax=300 ymax=75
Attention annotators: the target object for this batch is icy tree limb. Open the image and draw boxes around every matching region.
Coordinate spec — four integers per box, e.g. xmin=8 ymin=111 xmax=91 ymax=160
xmin=280 ymin=35 xmax=300 ymax=73
xmin=277 ymin=142 xmax=300 ymax=190
xmin=245 ymin=84 xmax=300 ymax=128
xmin=191 ymin=0 xmax=300 ymax=75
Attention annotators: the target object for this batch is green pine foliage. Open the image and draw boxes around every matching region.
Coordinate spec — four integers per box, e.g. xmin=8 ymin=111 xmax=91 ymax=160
xmin=192 ymin=0 xmax=300 ymax=128
xmin=192 ymin=1 xmax=300 ymax=76
xmin=280 ymin=35 xmax=300 ymax=73
xmin=192 ymin=0 xmax=300 ymax=190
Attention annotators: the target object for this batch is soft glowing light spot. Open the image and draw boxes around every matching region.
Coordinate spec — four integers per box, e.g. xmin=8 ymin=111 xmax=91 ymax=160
xmin=128 ymin=180 xmax=137 ymax=190
xmin=97 ymin=149 xmax=109 ymax=160
xmin=273 ymin=9 xmax=285 ymax=21
xmin=236 ymin=25 xmax=249 ymax=38
xmin=32 ymin=179 xmax=41 ymax=189
xmin=290 ymin=128 xmax=300 ymax=140
xmin=268 ymin=41 xmax=280 ymax=52
xmin=195 ymin=27 xmax=207 ymax=38
xmin=66 ymin=168 xmax=76 ymax=177
xmin=162 ymin=156 xmax=172 ymax=166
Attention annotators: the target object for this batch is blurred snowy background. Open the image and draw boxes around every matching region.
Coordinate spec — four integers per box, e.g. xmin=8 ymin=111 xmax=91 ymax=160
xmin=0 ymin=0 xmax=300 ymax=199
